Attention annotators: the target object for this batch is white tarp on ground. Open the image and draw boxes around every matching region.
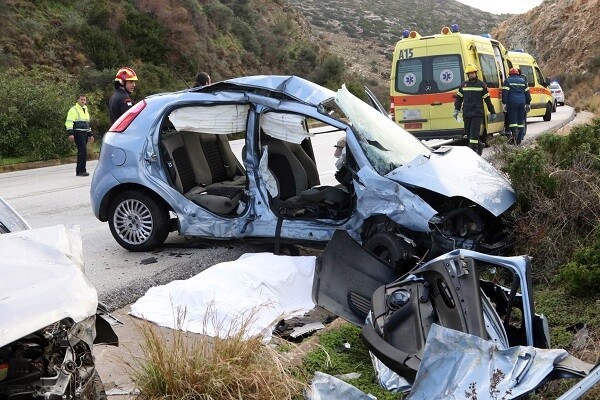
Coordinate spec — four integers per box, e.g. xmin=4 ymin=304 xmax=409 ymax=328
xmin=129 ymin=252 xmax=316 ymax=341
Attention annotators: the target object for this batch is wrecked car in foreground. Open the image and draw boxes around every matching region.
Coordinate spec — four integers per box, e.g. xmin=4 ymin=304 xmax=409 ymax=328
xmin=312 ymin=231 xmax=597 ymax=398
xmin=0 ymin=220 xmax=118 ymax=399
xmin=92 ymin=75 xmax=515 ymax=273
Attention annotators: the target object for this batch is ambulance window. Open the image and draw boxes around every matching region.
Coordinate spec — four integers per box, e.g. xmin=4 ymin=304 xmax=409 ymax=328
xmin=535 ymin=67 xmax=546 ymax=86
xmin=395 ymin=59 xmax=423 ymax=94
xmin=478 ymin=54 xmax=500 ymax=88
xmin=520 ymin=65 xmax=535 ymax=87
xmin=432 ymin=55 xmax=461 ymax=92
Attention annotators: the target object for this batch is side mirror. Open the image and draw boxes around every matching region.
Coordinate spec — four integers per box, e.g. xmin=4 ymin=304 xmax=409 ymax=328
xmin=545 ymin=78 xmax=551 ymax=87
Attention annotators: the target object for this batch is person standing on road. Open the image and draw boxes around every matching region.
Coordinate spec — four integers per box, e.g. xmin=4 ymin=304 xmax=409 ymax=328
xmin=502 ymin=67 xmax=531 ymax=145
xmin=65 ymin=94 xmax=94 ymax=177
xmin=193 ymin=71 xmax=211 ymax=88
xmin=454 ymin=64 xmax=496 ymax=155
xmin=109 ymin=67 xmax=138 ymax=124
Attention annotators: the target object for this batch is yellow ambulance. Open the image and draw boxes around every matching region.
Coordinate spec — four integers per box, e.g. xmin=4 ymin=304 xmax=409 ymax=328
xmin=506 ymin=50 xmax=555 ymax=121
xmin=390 ymin=25 xmax=509 ymax=140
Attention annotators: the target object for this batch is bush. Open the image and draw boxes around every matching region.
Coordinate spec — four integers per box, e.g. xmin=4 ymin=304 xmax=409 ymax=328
xmin=0 ymin=67 xmax=74 ymax=161
xmin=494 ymin=120 xmax=600 ymax=284
xmin=555 ymin=227 xmax=600 ymax=297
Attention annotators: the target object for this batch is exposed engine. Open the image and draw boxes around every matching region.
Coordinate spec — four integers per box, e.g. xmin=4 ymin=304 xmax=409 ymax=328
xmin=0 ymin=317 xmax=104 ymax=400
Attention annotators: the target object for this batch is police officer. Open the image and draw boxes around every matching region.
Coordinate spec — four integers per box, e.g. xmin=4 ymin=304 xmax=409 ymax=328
xmin=454 ymin=64 xmax=496 ymax=155
xmin=65 ymin=94 xmax=94 ymax=176
xmin=109 ymin=67 xmax=138 ymax=124
xmin=502 ymin=67 xmax=531 ymax=145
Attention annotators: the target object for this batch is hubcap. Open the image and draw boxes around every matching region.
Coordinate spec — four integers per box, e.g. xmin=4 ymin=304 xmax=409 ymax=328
xmin=113 ymin=199 xmax=153 ymax=245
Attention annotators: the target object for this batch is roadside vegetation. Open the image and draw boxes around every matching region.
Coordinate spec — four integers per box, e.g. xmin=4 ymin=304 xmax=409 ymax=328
xmin=130 ymin=308 xmax=307 ymax=399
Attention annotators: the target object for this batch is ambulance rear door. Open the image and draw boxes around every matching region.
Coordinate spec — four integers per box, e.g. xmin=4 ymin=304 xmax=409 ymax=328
xmin=392 ymin=36 xmax=464 ymax=140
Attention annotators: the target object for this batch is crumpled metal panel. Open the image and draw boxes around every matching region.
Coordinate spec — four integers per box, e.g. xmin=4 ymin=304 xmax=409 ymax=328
xmin=305 ymin=371 xmax=376 ymax=400
xmin=407 ymin=324 xmax=569 ymax=399
xmin=355 ymin=166 xmax=437 ymax=233
xmin=387 ymin=146 xmax=516 ymax=217
xmin=0 ymin=225 xmax=98 ymax=347
xmin=224 ymin=75 xmax=335 ymax=106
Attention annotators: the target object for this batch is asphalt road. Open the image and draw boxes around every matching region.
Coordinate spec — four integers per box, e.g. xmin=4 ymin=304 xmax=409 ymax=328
xmin=0 ymin=105 xmax=574 ymax=309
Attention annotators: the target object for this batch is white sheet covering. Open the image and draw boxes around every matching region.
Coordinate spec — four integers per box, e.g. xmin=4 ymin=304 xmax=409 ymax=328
xmin=129 ymin=253 xmax=316 ymax=341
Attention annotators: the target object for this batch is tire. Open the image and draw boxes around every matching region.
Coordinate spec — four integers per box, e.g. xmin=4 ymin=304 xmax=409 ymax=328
xmin=543 ymin=103 xmax=552 ymax=121
xmin=552 ymin=100 xmax=557 ymax=113
xmin=108 ymin=190 xmax=170 ymax=251
xmin=363 ymin=232 xmax=417 ymax=276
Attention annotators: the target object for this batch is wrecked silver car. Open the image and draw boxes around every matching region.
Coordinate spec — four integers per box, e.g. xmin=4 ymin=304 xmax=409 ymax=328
xmin=0 ymin=220 xmax=118 ymax=399
xmin=313 ymin=231 xmax=596 ymax=397
xmin=92 ymin=75 xmax=515 ymax=270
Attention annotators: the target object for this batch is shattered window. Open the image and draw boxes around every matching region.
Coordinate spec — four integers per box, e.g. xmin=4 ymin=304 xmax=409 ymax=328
xmin=335 ymin=85 xmax=431 ymax=175
xmin=168 ymin=104 xmax=250 ymax=134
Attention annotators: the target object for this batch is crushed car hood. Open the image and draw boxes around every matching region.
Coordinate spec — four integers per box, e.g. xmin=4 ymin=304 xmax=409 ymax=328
xmin=387 ymin=146 xmax=516 ymax=216
xmin=0 ymin=225 xmax=98 ymax=347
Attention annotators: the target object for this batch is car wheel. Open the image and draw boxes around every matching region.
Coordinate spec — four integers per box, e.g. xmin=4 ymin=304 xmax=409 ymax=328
xmin=108 ymin=191 xmax=170 ymax=251
xmin=363 ymin=232 xmax=417 ymax=276
xmin=552 ymin=100 xmax=557 ymax=113
xmin=543 ymin=103 xmax=552 ymax=121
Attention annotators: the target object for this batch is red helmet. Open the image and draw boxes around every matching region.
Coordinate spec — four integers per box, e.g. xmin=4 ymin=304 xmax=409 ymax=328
xmin=509 ymin=67 xmax=520 ymax=75
xmin=115 ymin=67 xmax=138 ymax=83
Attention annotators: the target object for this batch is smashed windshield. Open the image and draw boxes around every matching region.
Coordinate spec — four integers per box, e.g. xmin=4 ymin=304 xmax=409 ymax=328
xmin=334 ymin=85 xmax=431 ymax=175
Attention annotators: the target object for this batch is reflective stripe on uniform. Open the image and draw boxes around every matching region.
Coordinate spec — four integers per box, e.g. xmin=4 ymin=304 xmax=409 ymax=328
xmin=462 ymin=87 xmax=483 ymax=91
xmin=469 ymin=139 xmax=479 ymax=144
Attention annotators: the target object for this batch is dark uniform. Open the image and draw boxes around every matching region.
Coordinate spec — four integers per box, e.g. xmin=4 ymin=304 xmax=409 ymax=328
xmin=454 ymin=79 xmax=496 ymax=155
xmin=502 ymin=74 xmax=531 ymax=145
xmin=108 ymin=88 xmax=134 ymax=124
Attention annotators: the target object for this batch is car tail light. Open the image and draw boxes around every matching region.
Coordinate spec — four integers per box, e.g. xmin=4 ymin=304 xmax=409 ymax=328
xmin=109 ymin=100 xmax=147 ymax=132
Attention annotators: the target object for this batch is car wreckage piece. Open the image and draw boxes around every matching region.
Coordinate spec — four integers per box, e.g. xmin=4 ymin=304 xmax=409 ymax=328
xmin=312 ymin=230 xmax=595 ymax=396
xmin=0 ymin=225 xmax=118 ymax=400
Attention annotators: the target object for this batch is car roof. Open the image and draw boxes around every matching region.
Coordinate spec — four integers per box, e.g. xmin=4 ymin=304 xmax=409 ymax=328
xmin=195 ymin=75 xmax=336 ymax=107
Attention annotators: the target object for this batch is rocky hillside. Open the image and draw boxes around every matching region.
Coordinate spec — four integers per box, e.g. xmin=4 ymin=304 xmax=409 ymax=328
xmin=285 ymin=0 xmax=508 ymax=100
xmin=492 ymin=0 xmax=600 ymax=109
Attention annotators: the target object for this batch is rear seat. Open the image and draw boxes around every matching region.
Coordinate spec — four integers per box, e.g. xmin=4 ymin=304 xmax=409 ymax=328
xmin=161 ymin=131 xmax=245 ymax=214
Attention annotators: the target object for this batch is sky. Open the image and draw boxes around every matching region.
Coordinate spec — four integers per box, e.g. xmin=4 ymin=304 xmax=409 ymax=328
xmin=455 ymin=0 xmax=544 ymax=14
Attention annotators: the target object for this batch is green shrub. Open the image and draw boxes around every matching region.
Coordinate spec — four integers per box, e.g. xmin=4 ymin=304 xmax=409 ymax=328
xmin=555 ymin=227 xmax=600 ymax=297
xmin=0 ymin=67 xmax=74 ymax=161
xmin=495 ymin=119 xmax=600 ymax=283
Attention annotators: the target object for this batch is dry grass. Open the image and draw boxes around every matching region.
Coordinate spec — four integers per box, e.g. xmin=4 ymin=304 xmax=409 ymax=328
xmin=129 ymin=306 xmax=306 ymax=400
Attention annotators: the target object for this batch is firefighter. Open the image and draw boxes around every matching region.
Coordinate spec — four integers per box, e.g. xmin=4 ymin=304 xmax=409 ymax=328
xmin=109 ymin=67 xmax=138 ymax=124
xmin=502 ymin=67 xmax=531 ymax=145
xmin=453 ymin=64 xmax=496 ymax=155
